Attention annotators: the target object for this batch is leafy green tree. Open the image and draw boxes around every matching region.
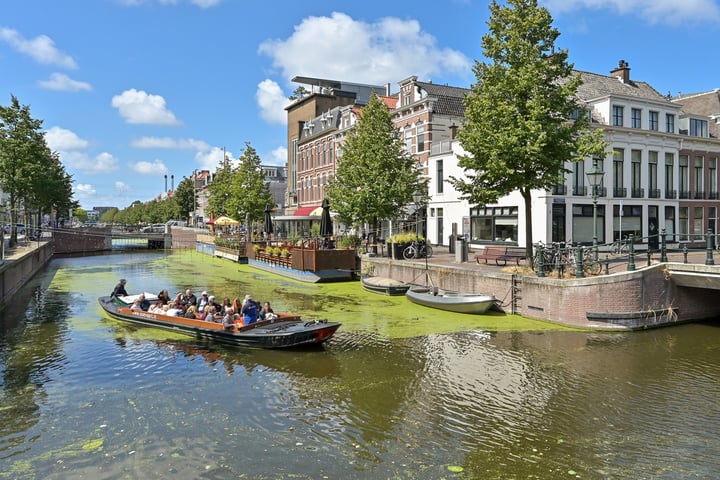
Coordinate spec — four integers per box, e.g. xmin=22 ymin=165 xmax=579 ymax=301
xmin=229 ymin=142 xmax=273 ymax=228
xmin=207 ymin=152 xmax=234 ymax=219
xmin=73 ymin=207 xmax=88 ymax=223
xmin=174 ymin=176 xmax=195 ymax=223
xmin=450 ymin=0 xmax=606 ymax=257
xmin=289 ymin=86 xmax=311 ymax=101
xmin=100 ymin=208 xmax=118 ymax=224
xmin=326 ymin=93 xmax=423 ymax=235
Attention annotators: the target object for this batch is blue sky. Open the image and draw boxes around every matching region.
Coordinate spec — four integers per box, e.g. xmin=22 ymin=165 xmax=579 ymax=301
xmin=2 ymin=0 xmax=719 ymax=211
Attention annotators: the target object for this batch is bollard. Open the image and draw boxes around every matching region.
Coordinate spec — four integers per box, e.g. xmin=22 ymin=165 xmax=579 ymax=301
xmin=660 ymin=228 xmax=668 ymax=263
xmin=627 ymin=235 xmax=636 ymax=271
xmin=683 ymin=245 xmax=688 ymax=264
xmin=706 ymin=228 xmax=715 ymax=266
xmin=647 ymin=250 xmax=652 ymax=266
xmin=604 ymin=255 xmax=610 ymax=275
xmin=575 ymin=244 xmax=584 ymax=278
xmin=536 ymin=244 xmax=545 ymax=278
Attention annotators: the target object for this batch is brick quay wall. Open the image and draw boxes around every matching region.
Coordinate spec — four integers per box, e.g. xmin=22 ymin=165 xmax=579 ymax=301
xmin=364 ymin=255 xmax=720 ymax=330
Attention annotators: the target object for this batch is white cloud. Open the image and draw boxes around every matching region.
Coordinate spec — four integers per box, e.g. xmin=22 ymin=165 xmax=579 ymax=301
xmin=130 ymin=159 xmax=170 ymax=175
xmin=111 ymin=89 xmax=182 ymax=126
xmin=115 ymin=182 xmax=131 ymax=192
xmin=544 ymin=0 xmax=720 ymax=24
xmin=196 ymin=146 xmax=232 ymax=172
xmin=61 ymin=151 xmax=119 ymax=174
xmin=38 ymin=73 xmax=92 ymax=92
xmin=258 ymin=12 xmax=470 ymax=86
xmin=0 ymin=28 xmax=77 ymax=69
xmin=256 ymin=79 xmax=290 ymax=124
xmin=75 ymin=184 xmax=96 ymax=196
xmin=130 ymin=136 xmax=210 ymax=150
xmin=267 ymin=146 xmax=287 ymax=166
xmin=45 ymin=127 xmax=89 ymax=151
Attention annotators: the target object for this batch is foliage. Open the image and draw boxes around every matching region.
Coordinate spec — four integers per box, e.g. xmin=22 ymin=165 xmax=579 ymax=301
xmin=281 ymin=248 xmax=291 ymax=257
xmin=214 ymin=237 xmax=240 ymax=249
xmin=326 ymin=93 xmax=424 ymax=235
xmin=450 ymin=0 xmax=607 ymax=257
xmin=73 ymin=208 xmax=88 ymax=223
xmin=207 ymin=152 xmax=234 ymax=219
xmin=272 ymin=246 xmax=282 ymax=256
xmin=288 ymin=86 xmax=311 ymax=101
xmin=387 ymin=232 xmax=418 ymax=244
xmin=337 ymin=235 xmax=362 ymax=248
xmin=174 ymin=176 xmax=195 ymax=224
xmin=100 ymin=207 xmax=118 ymax=224
xmin=310 ymin=223 xmax=321 ymax=237
xmin=253 ymin=244 xmax=261 ymax=253
xmin=0 ymin=95 xmax=76 ymax=246
xmin=230 ymin=142 xmax=274 ymax=226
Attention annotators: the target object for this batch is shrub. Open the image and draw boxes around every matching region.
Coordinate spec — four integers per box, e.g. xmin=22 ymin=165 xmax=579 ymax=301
xmin=281 ymin=248 xmax=291 ymax=258
xmin=272 ymin=247 xmax=282 ymax=256
xmin=338 ymin=235 xmax=361 ymax=248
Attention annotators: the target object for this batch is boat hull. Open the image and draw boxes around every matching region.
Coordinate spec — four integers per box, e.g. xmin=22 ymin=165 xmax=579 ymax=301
xmin=98 ymin=296 xmax=340 ymax=349
xmin=360 ymin=276 xmax=411 ymax=296
xmin=405 ymin=288 xmax=496 ymax=314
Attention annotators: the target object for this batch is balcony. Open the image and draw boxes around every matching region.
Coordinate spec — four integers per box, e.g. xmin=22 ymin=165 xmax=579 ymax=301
xmin=709 ymin=191 xmax=719 ymax=200
xmin=631 ymin=188 xmax=645 ymax=198
xmin=572 ymin=186 xmax=587 ymax=196
xmin=679 ymin=191 xmax=691 ymax=199
xmin=694 ymin=191 xmax=706 ymax=200
xmin=613 ymin=187 xmax=627 ymax=198
xmin=665 ymin=190 xmax=677 ymax=199
xmin=648 ymin=189 xmax=661 ymax=199
xmin=551 ymin=185 xmax=567 ymax=195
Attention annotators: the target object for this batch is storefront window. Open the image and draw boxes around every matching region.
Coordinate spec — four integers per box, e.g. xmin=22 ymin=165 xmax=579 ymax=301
xmin=469 ymin=207 xmax=519 ymax=243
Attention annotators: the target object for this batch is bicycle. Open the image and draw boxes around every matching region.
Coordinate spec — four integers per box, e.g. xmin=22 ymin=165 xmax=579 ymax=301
xmin=402 ymin=240 xmax=433 ymax=260
xmin=611 ymin=236 xmax=629 ymax=255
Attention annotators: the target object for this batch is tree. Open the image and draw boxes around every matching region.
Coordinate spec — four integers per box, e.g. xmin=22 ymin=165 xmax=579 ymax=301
xmin=450 ymin=0 xmax=606 ymax=258
xmin=326 ymin=93 xmax=423 ymax=235
xmin=289 ymin=86 xmax=311 ymax=101
xmin=174 ymin=177 xmax=195 ymax=223
xmin=229 ymin=142 xmax=273 ymax=228
xmin=73 ymin=207 xmax=88 ymax=223
xmin=207 ymin=152 xmax=234 ymax=219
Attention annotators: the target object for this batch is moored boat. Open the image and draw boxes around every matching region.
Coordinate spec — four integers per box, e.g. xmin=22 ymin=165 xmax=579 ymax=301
xmin=360 ymin=275 xmax=411 ymax=296
xmin=98 ymin=293 xmax=340 ymax=349
xmin=405 ymin=287 xmax=497 ymax=314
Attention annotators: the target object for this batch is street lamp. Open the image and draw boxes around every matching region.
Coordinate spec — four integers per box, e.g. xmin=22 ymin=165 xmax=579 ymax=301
xmin=586 ymin=159 xmax=604 ymax=261
xmin=412 ymin=189 xmax=423 ymax=258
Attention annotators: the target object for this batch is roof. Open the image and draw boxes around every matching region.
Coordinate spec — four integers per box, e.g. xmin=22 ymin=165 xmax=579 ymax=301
xmin=416 ymin=81 xmax=470 ymax=116
xmin=573 ymin=69 xmax=669 ymax=103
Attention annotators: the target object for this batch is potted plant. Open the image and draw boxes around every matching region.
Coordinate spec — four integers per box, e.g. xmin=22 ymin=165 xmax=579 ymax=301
xmin=272 ymin=246 xmax=282 ymax=257
xmin=281 ymin=248 xmax=291 ymax=258
xmin=387 ymin=232 xmax=415 ymax=259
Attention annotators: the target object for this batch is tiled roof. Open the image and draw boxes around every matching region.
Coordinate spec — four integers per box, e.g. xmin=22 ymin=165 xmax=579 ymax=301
xmin=416 ymin=81 xmax=469 ymax=116
xmin=573 ymin=69 xmax=669 ymax=103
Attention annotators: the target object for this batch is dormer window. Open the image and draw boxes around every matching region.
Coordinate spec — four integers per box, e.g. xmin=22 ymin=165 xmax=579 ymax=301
xmin=690 ymin=118 xmax=708 ymax=137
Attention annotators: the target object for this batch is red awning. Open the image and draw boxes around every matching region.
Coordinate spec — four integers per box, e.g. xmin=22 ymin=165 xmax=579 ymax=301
xmin=293 ymin=207 xmax=316 ymax=216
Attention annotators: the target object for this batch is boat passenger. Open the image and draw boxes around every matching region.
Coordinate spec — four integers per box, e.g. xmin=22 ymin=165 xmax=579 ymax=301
xmin=197 ymin=291 xmax=210 ymax=313
xmin=182 ymin=289 xmax=197 ymax=307
xmin=149 ymin=300 xmax=164 ymax=313
xmin=207 ymin=295 xmax=221 ymax=312
xmin=259 ymin=302 xmax=277 ymax=321
xmin=165 ymin=301 xmax=182 ymax=317
xmin=173 ymin=292 xmax=185 ymax=308
xmin=222 ymin=297 xmax=232 ymax=310
xmin=111 ymin=279 xmax=128 ymax=299
xmin=130 ymin=298 xmax=143 ymax=310
xmin=222 ymin=307 xmax=236 ymax=329
xmin=157 ymin=289 xmax=171 ymax=305
xmin=241 ymin=294 xmax=260 ymax=325
xmin=138 ymin=293 xmax=151 ymax=311
xmin=184 ymin=305 xmax=198 ymax=319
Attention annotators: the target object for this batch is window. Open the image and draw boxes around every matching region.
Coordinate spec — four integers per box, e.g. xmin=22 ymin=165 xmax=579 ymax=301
xmin=679 ymin=155 xmax=689 ymax=198
xmin=613 ymin=148 xmax=624 ymax=194
xmin=417 ymin=124 xmax=425 ymax=152
xmin=694 ymin=156 xmax=704 ymax=199
xmin=436 ymin=159 xmax=444 ymax=194
xmin=710 ymin=158 xmax=718 ymax=199
xmin=690 ymin=118 xmax=708 ymax=137
xmin=665 ymin=153 xmax=674 ymax=197
xmin=648 ymin=151 xmax=658 ymax=195
xmin=679 ymin=207 xmax=689 ymax=241
xmin=631 ymin=108 xmax=641 ymax=128
xmin=469 ymin=207 xmax=519 ymax=243
xmin=404 ymin=128 xmax=413 ymax=154
xmin=665 ymin=206 xmax=676 ymax=241
xmin=612 ymin=105 xmax=624 ymax=126
xmin=572 ymin=203 xmax=605 ymax=244
xmin=694 ymin=207 xmax=704 ymax=240
xmin=649 ymin=111 xmax=659 ymax=131
xmin=573 ymin=160 xmax=585 ymax=195
xmin=631 ymin=150 xmax=641 ymax=190
xmin=666 ymin=114 xmax=675 ymax=133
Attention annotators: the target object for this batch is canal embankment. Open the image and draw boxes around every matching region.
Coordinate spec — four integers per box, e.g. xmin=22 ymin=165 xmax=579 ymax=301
xmin=0 ymin=239 xmax=54 ymax=311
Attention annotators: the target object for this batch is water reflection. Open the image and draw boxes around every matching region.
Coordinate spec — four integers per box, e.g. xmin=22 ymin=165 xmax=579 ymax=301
xmin=0 ymin=251 xmax=719 ymax=479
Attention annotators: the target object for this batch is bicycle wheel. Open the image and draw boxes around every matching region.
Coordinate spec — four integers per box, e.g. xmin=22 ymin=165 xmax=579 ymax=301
xmin=424 ymin=245 xmax=433 ymax=258
xmin=583 ymin=260 xmax=602 ymax=275
xmin=402 ymin=245 xmax=415 ymax=260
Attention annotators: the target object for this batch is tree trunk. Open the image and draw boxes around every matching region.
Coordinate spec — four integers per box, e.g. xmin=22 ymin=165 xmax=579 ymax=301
xmin=522 ymin=188 xmax=533 ymax=260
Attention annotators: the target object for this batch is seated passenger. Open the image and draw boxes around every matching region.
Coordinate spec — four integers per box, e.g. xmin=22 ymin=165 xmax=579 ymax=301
xmin=259 ymin=301 xmax=277 ymax=321
xmin=197 ymin=291 xmax=210 ymax=313
xmin=222 ymin=307 xmax=236 ymax=329
xmin=157 ymin=289 xmax=171 ymax=305
xmin=184 ymin=305 xmax=198 ymax=319
xmin=138 ymin=293 xmax=151 ymax=311
xmin=165 ymin=301 xmax=182 ymax=317
xmin=130 ymin=298 xmax=143 ymax=310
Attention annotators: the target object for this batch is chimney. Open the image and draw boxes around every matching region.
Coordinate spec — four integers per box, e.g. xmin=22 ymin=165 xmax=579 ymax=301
xmin=611 ymin=60 xmax=631 ymax=84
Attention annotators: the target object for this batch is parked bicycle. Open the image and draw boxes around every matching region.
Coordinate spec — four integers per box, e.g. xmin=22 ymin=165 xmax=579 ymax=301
xmin=402 ymin=240 xmax=433 ymax=260
xmin=611 ymin=236 xmax=630 ymax=255
xmin=532 ymin=241 xmax=601 ymax=275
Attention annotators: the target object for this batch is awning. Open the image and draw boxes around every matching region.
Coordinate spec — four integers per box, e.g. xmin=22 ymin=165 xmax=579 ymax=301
xmin=293 ymin=207 xmax=317 ymax=216
xmin=309 ymin=207 xmax=324 ymax=216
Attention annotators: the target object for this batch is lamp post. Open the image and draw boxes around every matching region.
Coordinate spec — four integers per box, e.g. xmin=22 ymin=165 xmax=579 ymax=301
xmin=586 ymin=160 xmax=604 ymax=261
xmin=412 ymin=189 xmax=423 ymax=258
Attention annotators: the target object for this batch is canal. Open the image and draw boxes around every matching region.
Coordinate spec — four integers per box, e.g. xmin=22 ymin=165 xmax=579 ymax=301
xmin=1 ymin=250 xmax=719 ymax=479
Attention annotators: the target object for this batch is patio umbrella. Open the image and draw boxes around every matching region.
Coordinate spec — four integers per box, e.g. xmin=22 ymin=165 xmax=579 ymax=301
xmin=320 ymin=198 xmax=333 ymax=237
xmin=213 ymin=215 xmax=239 ymax=226
xmin=263 ymin=204 xmax=274 ymax=238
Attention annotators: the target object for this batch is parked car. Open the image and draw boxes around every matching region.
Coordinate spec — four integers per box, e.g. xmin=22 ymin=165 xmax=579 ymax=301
xmin=4 ymin=223 xmax=26 ymax=235
xmin=165 ymin=220 xmax=187 ymax=227
xmin=141 ymin=223 xmax=165 ymax=233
